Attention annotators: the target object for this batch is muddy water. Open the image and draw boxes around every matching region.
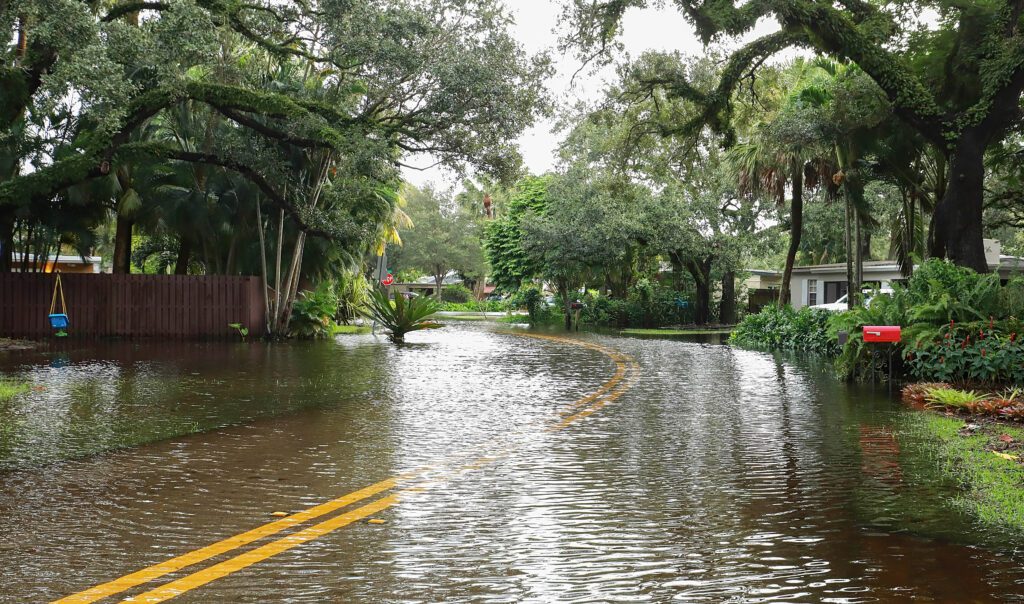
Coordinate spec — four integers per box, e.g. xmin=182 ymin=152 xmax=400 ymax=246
xmin=1 ymin=324 xmax=1023 ymax=602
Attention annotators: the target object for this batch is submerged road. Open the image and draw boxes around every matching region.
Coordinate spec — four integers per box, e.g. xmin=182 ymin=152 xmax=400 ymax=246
xmin=55 ymin=334 xmax=639 ymax=603
xmin=2 ymin=324 xmax=1024 ymax=602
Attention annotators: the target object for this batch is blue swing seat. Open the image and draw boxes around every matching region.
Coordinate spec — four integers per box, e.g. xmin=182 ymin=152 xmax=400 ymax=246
xmin=49 ymin=313 xmax=69 ymax=329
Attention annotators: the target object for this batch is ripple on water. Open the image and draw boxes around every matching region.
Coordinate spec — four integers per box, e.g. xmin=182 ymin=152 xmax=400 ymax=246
xmin=0 ymin=325 xmax=1023 ymax=602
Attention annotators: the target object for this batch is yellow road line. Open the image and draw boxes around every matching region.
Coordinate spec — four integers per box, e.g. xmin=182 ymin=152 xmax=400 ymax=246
xmin=121 ymin=495 xmax=400 ymax=604
xmin=55 ymin=332 xmax=636 ymax=603
xmin=53 ymin=478 xmax=401 ymax=603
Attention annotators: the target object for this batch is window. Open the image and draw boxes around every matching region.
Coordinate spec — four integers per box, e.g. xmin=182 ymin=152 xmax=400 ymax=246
xmin=807 ymin=279 xmax=817 ymax=306
xmin=824 ymin=281 xmax=848 ymax=304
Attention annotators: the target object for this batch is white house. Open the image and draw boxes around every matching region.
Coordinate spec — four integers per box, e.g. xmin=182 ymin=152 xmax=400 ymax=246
xmin=788 ymin=240 xmax=1024 ymax=310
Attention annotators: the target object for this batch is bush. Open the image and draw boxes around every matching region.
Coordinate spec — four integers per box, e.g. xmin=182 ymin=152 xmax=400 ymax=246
xmin=290 ymin=282 xmax=339 ymax=339
xmin=441 ymin=283 xmax=473 ymax=303
xmin=513 ymin=286 xmax=549 ymax=324
xmin=437 ymin=300 xmax=505 ymax=312
xmin=730 ymin=304 xmax=838 ymax=355
xmin=903 ymin=319 xmax=1024 ymax=385
xmin=831 ymin=260 xmax=1024 ymax=383
xmin=579 ymin=281 xmax=688 ymax=328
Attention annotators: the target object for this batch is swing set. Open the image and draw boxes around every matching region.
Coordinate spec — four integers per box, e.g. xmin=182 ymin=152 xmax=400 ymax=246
xmin=49 ymin=273 xmax=69 ymax=337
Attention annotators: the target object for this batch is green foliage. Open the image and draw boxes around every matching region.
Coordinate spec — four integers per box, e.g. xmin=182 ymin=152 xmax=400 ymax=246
xmin=438 ymin=300 xmax=506 ymax=312
xmin=0 ymin=380 xmax=29 ymax=402
xmin=483 ymin=175 xmax=551 ymax=291
xmin=509 ymin=286 xmax=550 ymax=325
xmin=290 ymin=282 xmax=339 ymax=339
xmin=923 ymin=386 xmax=989 ymax=409
xmin=730 ymin=305 xmax=839 ymax=356
xmin=905 ymin=321 xmax=1024 ymax=386
xmin=832 ymin=260 xmax=1024 ymax=383
xmin=336 ymin=271 xmax=371 ymax=325
xmin=579 ymin=281 xmax=683 ymax=328
xmin=396 ymin=185 xmax=486 ymax=297
xmin=227 ymin=323 xmax=249 ymax=340
xmin=441 ymin=283 xmax=473 ymax=303
xmin=361 ymin=289 xmax=442 ymax=343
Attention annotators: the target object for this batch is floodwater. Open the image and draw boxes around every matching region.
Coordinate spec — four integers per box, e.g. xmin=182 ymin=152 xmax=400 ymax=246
xmin=1 ymin=323 xmax=1022 ymax=602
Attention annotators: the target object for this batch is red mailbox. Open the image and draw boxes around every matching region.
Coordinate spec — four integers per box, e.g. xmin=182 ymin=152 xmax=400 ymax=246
xmin=863 ymin=325 xmax=901 ymax=343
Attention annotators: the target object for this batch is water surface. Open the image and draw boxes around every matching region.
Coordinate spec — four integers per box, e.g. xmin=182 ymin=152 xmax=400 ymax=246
xmin=0 ymin=324 xmax=1021 ymax=602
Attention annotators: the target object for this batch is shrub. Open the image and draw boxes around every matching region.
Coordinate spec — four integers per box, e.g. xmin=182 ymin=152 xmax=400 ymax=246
xmin=832 ymin=261 xmax=1024 ymax=384
xmin=290 ymin=282 xmax=339 ymax=339
xmin=441 ymin=283 xmax=473 ymax=303
xmin=730 ymin=305 xmax=838 ymax=355
xmin=511 ymin=286 xmax=550 ymax=324
xmin=904 ymin=320 xmax=1024 ymax=385
xmin=438 ymin=300 xmax=505 ymax=312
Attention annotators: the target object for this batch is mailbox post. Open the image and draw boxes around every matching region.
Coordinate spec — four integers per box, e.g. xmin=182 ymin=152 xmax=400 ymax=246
xmin=570 ymin=301 xmax=584 ymax=332
xmin=862 ymin=325 xmax=901 ymax=386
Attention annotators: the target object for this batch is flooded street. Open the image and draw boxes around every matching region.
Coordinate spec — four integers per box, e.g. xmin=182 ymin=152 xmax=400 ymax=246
xmin=2 ymin=323 xmax=1023 ymax=602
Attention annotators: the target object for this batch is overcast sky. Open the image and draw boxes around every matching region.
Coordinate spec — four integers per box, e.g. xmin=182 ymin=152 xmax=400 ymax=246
xmin=400 ymin=1 xmax=779 ymax=190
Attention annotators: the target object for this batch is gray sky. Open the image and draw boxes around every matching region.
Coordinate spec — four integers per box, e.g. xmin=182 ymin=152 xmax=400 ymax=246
xmin=401 ymin=0 xmax=778 ymax=189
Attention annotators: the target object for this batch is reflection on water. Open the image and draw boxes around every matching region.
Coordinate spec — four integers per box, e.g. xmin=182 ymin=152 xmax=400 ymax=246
xmin=0 ymin=324 xmax=1022 ymax=602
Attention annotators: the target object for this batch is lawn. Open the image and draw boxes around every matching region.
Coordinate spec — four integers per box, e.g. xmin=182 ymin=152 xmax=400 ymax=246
xmin=620 ymin=328 xmax=733 ymax=336
xmin=911 ymin=414 xmax=1024 ymax=531
xmin=331 ymin=324 xmax=372 ymax=335
xmin=0 ymin=379 xmax=30 ymax=402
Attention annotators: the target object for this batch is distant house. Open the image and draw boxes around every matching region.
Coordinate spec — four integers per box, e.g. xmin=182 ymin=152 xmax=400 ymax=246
xmin=10 ymin=253 xmax=102 ymax=274
xmin=743 ymin=269 xmax=783 ymax=312
xmin=391 ymin=270 xmax=463 ymax=298
xmin=787 ymin=240 xmax=1024 ymax=310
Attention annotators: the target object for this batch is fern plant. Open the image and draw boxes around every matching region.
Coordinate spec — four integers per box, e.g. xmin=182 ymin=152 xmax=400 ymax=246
xmin=362 ymin=289 xmax=442 ymax=343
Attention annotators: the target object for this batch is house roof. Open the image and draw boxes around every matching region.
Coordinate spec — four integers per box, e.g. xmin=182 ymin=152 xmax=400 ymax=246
xmin=790 ymin=260 xmax=903 ymax=275
xmin=12 ymin=252 xmax=101 ymax=264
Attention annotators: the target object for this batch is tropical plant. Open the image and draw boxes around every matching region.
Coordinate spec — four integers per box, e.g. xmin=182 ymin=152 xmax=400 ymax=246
xmin=290 ymin=282 xmax=339 ymax=339
xmin=924 ymin=387 xmax=989 ymax=410
xmin=362 ymin=289 xmax=442 ymax=343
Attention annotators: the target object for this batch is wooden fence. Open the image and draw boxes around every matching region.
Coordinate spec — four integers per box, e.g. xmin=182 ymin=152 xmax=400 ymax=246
xmin=0 ymin=273 xmax=266 ymax=339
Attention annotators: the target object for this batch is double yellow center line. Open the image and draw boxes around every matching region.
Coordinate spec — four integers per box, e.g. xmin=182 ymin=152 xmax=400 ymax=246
xmin=55 ymin=333 xmax=638 ymax=603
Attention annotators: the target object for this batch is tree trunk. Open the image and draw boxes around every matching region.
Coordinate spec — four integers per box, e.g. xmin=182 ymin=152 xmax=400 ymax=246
xmin=931 ymin=133 xmax=988 ymax=272
xmin=719 ymin=270 xmax=736 ymax=325
xmin=112 ymin=214 xmax=133 ymax=274
xmin=174 ymin=237 xmax=191 ymax=275
xmin=668 ymin=252 xmax=685 ymax=292
xmin=854 ymin=211 xmax=863 ymax=298
xmin=845 ymin=196 xmax=855 ymax=310
xmin=0 ymin=212 xmax=13 ymax=272
xmin=778 ymin=158 xmax=803 ymax=306
xmin=558 ymin=280 xmax=572 ymax=330
xmin=434 ymin=273 xmax=444 ymax=301
xmin=685 ymin=257 xmax=712 ymax=325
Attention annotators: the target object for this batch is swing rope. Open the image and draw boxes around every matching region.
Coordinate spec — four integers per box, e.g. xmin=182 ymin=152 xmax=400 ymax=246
xmin=50 ymin=272 xmax=68 ymax=317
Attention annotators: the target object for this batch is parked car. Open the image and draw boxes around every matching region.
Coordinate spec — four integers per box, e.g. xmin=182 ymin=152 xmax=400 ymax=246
xmin=814 ymin=288 xmax=893 ymax=312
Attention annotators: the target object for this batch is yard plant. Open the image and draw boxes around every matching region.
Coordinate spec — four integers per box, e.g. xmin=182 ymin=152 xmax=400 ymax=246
xmin=362 ymin=289 xmax=442 ymax=343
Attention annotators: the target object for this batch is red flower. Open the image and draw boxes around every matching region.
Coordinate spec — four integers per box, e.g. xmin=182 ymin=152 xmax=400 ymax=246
xmin=982 ymin=348 xmax=987 ymax=357
xmin=940 ymin=356 xmax=945 ymax=364
xmin=1012 ymin=333 xmax=1017 ymax=343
